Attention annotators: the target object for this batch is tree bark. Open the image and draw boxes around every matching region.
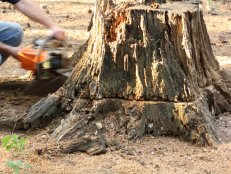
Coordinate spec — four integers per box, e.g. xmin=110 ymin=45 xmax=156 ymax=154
xmin=20 ymin=0 xmax=231 ymax=153
xmin=64 ymin=1 xmax=220 ymax=102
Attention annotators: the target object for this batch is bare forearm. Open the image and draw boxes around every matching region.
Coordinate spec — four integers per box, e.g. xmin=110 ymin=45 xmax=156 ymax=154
xmin=0 ymin=42 xmax=11 ymax=54
xmin=15 ymin=0 xmax=57 ymax=29
xmin=0 ymin=43 xmax=20 ymax=59
xmin=14 ymin=0 xmax=65 ymax=40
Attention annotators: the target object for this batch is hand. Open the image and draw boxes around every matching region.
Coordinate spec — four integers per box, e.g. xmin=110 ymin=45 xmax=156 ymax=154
xmin=48 ymin=26 xmax=65 ymax=41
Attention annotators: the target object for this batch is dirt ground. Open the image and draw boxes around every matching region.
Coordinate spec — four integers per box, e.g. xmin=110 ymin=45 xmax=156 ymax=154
xmin=1 ymin=0 xmax=231 ymax=174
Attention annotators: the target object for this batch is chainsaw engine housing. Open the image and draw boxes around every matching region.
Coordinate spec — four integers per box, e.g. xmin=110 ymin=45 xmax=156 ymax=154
xmin=17 ymin=38 xmax=70 ymax=79
xmin=36 ymin=49 xmax=67 ymax=79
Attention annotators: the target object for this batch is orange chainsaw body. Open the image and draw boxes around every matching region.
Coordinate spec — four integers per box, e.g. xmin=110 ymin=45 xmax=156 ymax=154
xmin=17 ymin=48 xmax=47 ymax=72
xmin=16 ymin=38 xmax=71 ymax=79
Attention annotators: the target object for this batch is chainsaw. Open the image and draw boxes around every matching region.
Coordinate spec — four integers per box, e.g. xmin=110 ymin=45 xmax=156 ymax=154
xmin=17 ymin=37 xmax=72 ymax=79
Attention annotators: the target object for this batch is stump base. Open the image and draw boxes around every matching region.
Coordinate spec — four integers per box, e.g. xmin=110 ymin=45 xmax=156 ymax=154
xmin=47 ymin=84 xmax=231 ymax=154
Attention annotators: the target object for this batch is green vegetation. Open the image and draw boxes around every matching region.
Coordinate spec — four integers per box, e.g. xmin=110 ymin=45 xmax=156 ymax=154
xmin=1 ymin=134 xmax=31 ymax=174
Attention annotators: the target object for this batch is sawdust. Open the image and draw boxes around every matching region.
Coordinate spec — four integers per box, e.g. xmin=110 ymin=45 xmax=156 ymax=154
xmin=0 ymin=0 xmax=231 ymax=174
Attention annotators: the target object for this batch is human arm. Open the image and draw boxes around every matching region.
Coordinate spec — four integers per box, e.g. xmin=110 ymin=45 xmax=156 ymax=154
xmin=14 ymin=0 xmax=65 ymax=40
xmin=0 ymin=42 xmax=20 ymax=59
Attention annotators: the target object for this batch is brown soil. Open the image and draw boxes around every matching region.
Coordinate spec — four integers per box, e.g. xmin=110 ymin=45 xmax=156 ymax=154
xmin=1 ymin=0 xmax=231 ymax=174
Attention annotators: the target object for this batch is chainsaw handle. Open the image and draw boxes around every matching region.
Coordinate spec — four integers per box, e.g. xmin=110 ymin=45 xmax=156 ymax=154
xmin=43 ymin=35 xmax=55 ymax=45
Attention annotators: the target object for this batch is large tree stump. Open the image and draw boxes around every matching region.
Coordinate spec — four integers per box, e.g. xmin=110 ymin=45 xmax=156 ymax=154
xmin=22 ymin=0 xmax=231 ymax=153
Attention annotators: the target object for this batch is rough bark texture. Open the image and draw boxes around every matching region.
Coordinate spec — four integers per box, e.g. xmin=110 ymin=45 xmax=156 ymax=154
xmin=64 ymin=2 xmax=220 ymax=102
xmin=19 ymin=0 xmax=231 ymax=153
xmin=23 ymin=93 xmax=60 ymax=129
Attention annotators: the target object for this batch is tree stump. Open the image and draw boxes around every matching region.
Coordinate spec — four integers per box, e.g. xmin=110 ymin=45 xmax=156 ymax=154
xmin=22 ymin=0 xmax=231 ymax=154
